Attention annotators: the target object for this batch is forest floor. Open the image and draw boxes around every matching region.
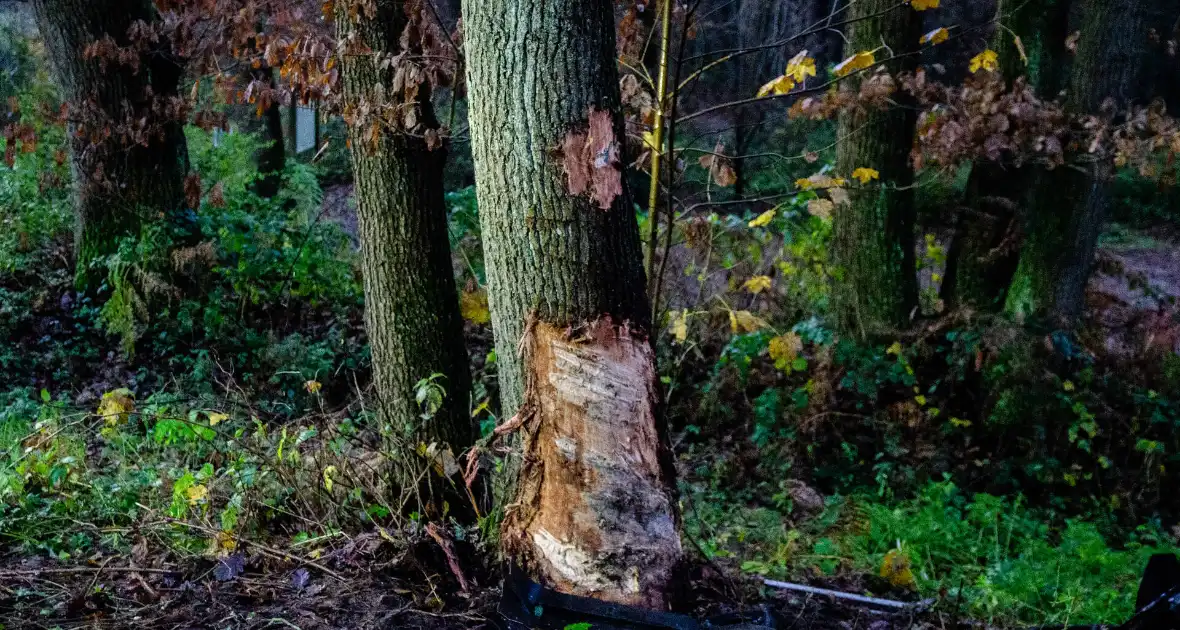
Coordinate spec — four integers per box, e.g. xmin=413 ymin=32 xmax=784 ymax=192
xmin=2 ymin=186 xmax=1176 ymax=629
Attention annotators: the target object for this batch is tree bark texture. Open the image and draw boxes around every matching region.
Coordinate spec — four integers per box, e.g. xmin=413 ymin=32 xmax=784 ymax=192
xmin=996 ymin=0 xmax=1073 ymax=96
xmin=32 ymin=0 xmax=189 ymax=288
xmin=337 ymin=0 xmax=472 ymax=448
xmin=464 ymin=0 xmax=681 ymax=608
xmin=832 ymin=0 xmax=920 ymax=339
xmin=1005 ymin=0 xmax=1149 ymax=324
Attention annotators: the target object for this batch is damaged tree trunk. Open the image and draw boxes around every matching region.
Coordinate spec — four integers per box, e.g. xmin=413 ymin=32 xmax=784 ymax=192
xmin=464 ymin=0 xmax=682 ymax=609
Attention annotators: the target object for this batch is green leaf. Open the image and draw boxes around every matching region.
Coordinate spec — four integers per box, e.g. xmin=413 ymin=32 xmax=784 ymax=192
xmin=564 ymin=624 xmax=593 ymax=630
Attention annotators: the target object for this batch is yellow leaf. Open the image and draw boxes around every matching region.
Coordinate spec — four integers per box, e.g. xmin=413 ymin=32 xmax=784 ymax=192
xmin=920 ymin=27 xmax=949 ymax=45
xmin=748 ymin=209 xmax=776 ymax=228
xmin=186 ymin=484 xmax=209 ymax=505
xmin=323 ymin=465 xmax=337 ymax=492
xmin=807 ymin=198 xmax=834 ymax=220
xmin=833 ymin=51 xmax=875 ymax=77
xmin=851 ymin=167 xmax=880 ymax=184
xmin=769 ymin=333 xmax=804 ymax=370
xmin=949 ymin=417 xmax=973 ymax=428
xmin=742 ymin=275 xmax=773 ymax=294
xmin=1063 ymin=380 xmax=1076 ymax=392
xmin=969 ymin=49 xmax=999 ymax=74
xmin=642 ymin=130 xmax=660 ymax=151
xmin=207 ymin=412 xmax=228 ymax=426
xmin=304 ymin=380 xmax=322 ymax=394
xmin=756 ymin=75 xmax=795 ymax=98
xmin=886 ymin=341 xmax=903 ymax=355
xmin=879 ymin=548 xmax=916 ymax=588
xmin=96 ymin=389 xmax=135 ymax=426
xmin=910 ymin=0 xmax=940 ymax=10
xmin=670 ymin=310 xmax=689 ymax=344
xmin=914 ymin=395 xmax=927 ymax=406
xmin=785 ymin=50 xmax=817 ymax=83
xmin=459 ymin=288 xmax=491 ymax=324
xmin=217 ymin=530 xmax=237 ymax=552
xmin=730 ymin=310 xmax=766 ymax=333
xmin=799 ymin=173 xmax=845 ymax=190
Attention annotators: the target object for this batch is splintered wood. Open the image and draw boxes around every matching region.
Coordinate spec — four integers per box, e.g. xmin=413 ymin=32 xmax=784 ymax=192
xmin=505 ymin=319 xmax=680 ymax=609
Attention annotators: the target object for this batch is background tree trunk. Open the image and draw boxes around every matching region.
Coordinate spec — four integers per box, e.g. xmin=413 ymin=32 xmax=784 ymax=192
xmin=831 ymin=0 xmax=920 ymax=339
xmin=336 ymin=0 xmax=472 ymax=449
xmin=1005 ymin=0 xmax=1149 ymax=324
xmin=465 ymin=0 xmax=682 ymax=608
xmin=944 ymin=0 xmax=1073 ymax=312
xmin=249 ymin=65 xmax=285 ymax=199
xmin=32 ymin=0 xmax=189 ymax=289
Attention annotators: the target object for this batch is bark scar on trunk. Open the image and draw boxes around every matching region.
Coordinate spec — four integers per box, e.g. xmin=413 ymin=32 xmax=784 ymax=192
xmin=559 ymin=107 xmax=624 ymax=210
xmin=504 ymin=318 xmax=680 ymax=609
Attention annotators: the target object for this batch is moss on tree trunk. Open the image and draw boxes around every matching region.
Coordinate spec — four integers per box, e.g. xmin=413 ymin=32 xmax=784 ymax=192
xmin=336 ymin=1 xmax=472 ymax=448
xmin=947 ymin=0 xmax=1073 ymax=312
xmin=1005 ymin=0 xmax=1148 ymax=325
xmin=465 ymin=0 xmax=681 ymax=607
xmin=831 ymin=0 xmax=919 ymax=339
xmin=32 ymin=0 xmax=189 ymax=290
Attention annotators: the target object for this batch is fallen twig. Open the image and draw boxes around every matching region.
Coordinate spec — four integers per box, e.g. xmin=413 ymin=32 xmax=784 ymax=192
xmin=426 ymin=522 xmax=471 ymax=593
xmin=157 ymin=518 xmax=348 ymax=582
xmin=763 ymin=578 xmax=932 ymax=611
xmin=0 ymin=567 xmax=179 ymax=576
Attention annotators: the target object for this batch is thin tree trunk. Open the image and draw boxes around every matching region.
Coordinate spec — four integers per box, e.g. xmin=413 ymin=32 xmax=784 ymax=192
xmin=831 ymin=0 xmax=920 ymax=339
xmin=1005 ymin=0 xmax=1148 ymax=324
xmin=336 ymin=0 xmax=472 ymax=448
xmin=250 ymin=65 xmax=285 ymax=199
xmin=465 ymin=0 xmax=682 ymax=608
xmin=32 ymin=0 xmax=189 ymax=289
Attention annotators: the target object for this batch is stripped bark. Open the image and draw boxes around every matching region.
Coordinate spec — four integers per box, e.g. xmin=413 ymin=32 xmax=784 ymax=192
xmin=505 ymin=320 xmax=679 ymax=607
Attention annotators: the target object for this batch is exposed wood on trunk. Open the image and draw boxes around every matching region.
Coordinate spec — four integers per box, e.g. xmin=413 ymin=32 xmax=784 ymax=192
xmin=505 ymin=319 xmax=680 ymax=609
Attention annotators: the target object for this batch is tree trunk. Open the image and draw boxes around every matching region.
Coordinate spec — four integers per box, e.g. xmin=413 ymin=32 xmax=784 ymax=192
xmin=250 ymin=65 xmax=285 ymax=199
xmin=336 ymin=1 xmax=473 ymax=448
xmin=831 ymin=0 xmax=920 ymax=339
xmin=946 ymin=0 xmax=1071 ymax=312
xmin=465 ymin=0 xmax=682 ymax=608
xmin=1005 ymin=0 xmax=1148 ymax=325
xmin=32 ymin=0 xmax=189 ymax=289
xmin=996 ymin=0 xmax=1073 ymax=97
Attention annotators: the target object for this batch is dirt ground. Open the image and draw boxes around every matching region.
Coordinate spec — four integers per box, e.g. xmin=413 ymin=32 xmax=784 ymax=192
xmin=0 ymin=550 xmax=981 ymax=630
